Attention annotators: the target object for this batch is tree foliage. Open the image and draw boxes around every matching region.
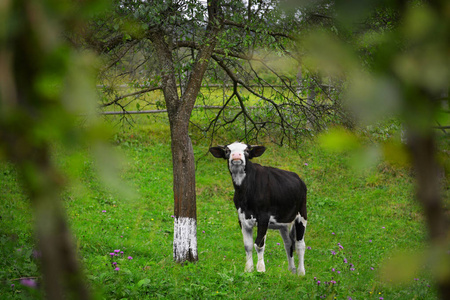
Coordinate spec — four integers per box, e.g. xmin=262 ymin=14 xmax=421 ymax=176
xmin=81 ymin=0 xmax=352 ymax=147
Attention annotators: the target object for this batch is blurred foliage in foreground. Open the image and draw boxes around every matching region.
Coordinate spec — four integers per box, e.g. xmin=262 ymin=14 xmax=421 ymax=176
xmin=0 ymin=0 xmax=117 ymax=299
xmin=302 ymin=0 xmax=449 ymax=297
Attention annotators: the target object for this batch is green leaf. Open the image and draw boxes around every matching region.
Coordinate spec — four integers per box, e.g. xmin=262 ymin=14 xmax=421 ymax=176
xmin=137 ymin=278 xmax=151 ymax=287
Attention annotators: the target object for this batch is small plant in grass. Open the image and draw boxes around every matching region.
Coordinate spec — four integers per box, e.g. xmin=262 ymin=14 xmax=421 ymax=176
xmin=107 ymin=249 xmax=134 ymax=272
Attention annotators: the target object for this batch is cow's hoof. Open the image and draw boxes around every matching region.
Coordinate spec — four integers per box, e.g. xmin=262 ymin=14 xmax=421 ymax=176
xmin=297 ymin=268 xmax=305 ymax=276
xmin=256 ymin=262 xmax=266 ymax=272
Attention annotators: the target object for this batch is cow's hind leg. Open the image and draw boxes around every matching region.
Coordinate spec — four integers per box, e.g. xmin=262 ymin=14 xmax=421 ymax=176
xmin=279 ymin=225 xmax=296 ymax=273
xmin=294 ymin=215 xmax=307 ymax=275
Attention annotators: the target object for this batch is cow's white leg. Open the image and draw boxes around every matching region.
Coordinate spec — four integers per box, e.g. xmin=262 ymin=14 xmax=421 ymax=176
xmin=241 ymin=225 xmax=254 ymax=272
xmin=296 ymin=239 xmax=306 ymax=275
xmin=279 ymin=226 xmax=296 ymax=273
xmin=295 ymin=215 xmax=307 ymax=276
xmin=255 ymin=235 xmax=266 ymax=272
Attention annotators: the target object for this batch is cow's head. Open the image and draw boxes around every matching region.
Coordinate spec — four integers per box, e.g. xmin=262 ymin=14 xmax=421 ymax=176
xmin=209 ymin=142 xmax=266 ymax=185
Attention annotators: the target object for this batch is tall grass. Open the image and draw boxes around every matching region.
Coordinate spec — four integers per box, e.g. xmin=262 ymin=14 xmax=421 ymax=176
xmin=0 ymin=114 xmax=443 ymax=299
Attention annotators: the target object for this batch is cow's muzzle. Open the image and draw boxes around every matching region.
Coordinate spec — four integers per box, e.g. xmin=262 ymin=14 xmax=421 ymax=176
xmin=231 ymin=159 xmax=243 ymax=165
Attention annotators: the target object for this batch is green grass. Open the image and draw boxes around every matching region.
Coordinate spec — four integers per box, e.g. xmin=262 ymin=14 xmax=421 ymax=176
xmin=0 ymin=115 xmax=445 ymax=299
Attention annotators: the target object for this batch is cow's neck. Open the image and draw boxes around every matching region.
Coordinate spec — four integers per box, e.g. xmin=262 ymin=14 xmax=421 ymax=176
xmin=231 ymin=160 xmax=254 ymax=188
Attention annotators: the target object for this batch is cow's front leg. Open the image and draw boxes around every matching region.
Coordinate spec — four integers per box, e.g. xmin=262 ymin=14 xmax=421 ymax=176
xmin=254 ymin=219 xmax=269 ymax=272
xmin=241 ymin=224 xmax=254 ymax=272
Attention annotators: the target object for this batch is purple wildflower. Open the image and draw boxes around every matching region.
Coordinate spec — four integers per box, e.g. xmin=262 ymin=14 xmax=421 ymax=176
xmin=112 ymin=262 xmax=117 ymax=266
xmin=317 ymin=280 xmax=321 ymax=285
xmin=102 ymin=210 xmax=106 ymax=213
xmin=11 ymin=284 xmax=15 ymax=289
xmin=331 ymin=250 xmax=336 ymax=255
xmin=109 ymin=253 xmax=115 ymax=257
xmin=337 ymin=271 xmax=341 ymax=274
xmin=277 ymin=243 xmax=280 ymax=246
xmin=114 ymin=249 xmax=120 ymax=253
xmin=128 ymin=256 xmax=133 ymax=260
xmin=350 ymin=268 xmax=355 ymax=271
xmin=115 ymin=267 xmax=120 ymax=271
xmin=20 ymin=279 xmax=37 ymax=289
xmin=32 ymin=249 xmax=41 ymax=259
xmin=307 ymin=246 xmax=312 ymax=250
xmin=371 ymin=267 xmax=374 ymax=270
xmin=332 ymin=268 xmax=335 ymax=272
xmin=343 ymin=258 xmax=348 ymax=263
xmin=304 ymin=163 xmax=308 ymax=166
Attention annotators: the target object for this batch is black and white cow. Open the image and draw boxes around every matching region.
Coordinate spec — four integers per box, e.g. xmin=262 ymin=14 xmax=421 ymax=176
xmin=209 ymin=142 xmax=308 ymax=275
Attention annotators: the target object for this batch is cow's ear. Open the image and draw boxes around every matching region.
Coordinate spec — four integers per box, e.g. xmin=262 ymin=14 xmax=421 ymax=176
xmin=209 ymin=146 xmax=227 ymax=159
xmin=249 ymin=145 xmax=266 ymax=158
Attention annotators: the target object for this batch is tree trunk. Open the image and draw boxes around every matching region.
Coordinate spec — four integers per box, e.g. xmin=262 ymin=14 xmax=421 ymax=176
xmin=30 ymin=161 xmax=90 ymax=300
xmin=407 ymin=129 xmax=450 ymax=299
xmin=171 ymin=118 xmax=198 ymax=262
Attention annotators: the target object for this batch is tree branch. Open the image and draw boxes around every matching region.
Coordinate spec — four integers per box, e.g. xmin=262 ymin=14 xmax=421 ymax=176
xmin=174 ymin=41 xmax=251 ymax=60
xmin=101 ymin=86 xmax=162 ymax=107
xmin=222 ymin=19 xmax=296 ymax=40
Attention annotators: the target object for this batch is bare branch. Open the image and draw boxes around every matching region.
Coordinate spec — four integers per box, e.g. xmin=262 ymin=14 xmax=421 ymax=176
xmin=222 ymin=19 xmax=296 ymax=40
xmin=100 ymin=105 xmax=241 ymax=115
xmin=174 ymin=41 xmax=252 ymax=61
xmin=101 ymin=86 xmax=162 ymax=107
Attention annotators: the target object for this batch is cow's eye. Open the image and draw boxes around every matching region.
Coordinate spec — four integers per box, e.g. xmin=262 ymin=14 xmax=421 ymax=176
xmin=224 ymin=149 xmax=231 ymax=158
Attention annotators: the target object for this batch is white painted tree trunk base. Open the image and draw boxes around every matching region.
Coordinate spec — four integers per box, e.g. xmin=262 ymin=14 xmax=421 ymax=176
xmin=173 ymin=217 xmax=198 ymax=262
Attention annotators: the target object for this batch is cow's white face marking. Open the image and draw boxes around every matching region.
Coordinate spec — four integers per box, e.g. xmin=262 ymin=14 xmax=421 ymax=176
xmin=227 ymin=142 xmax=248 ymax=186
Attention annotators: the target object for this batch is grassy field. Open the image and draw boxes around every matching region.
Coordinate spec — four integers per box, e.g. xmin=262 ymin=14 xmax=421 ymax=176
xmin=0 ymin=113 xmax=447 ymax=299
